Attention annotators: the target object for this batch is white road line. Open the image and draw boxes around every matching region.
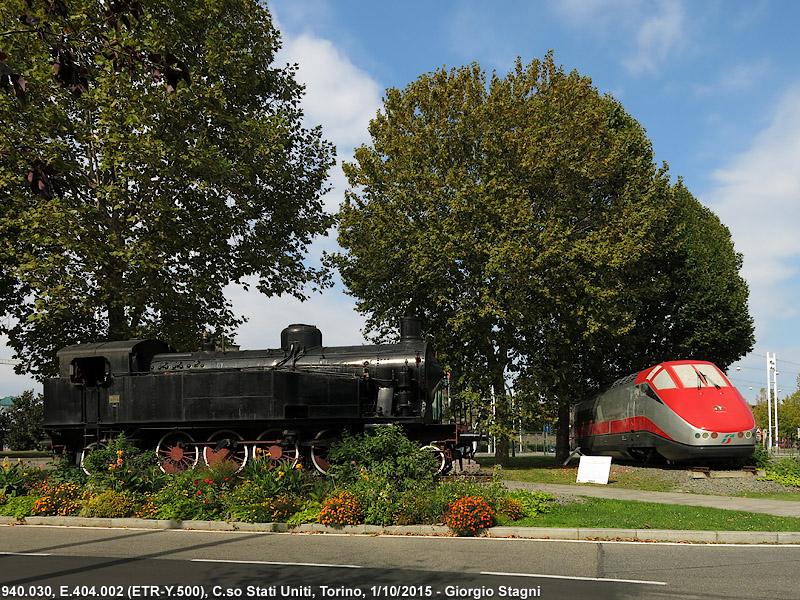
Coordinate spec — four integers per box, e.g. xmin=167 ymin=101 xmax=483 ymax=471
xmin=0 ymin=552 xmax=51 ymax=556
xmin=481 ymin=571 xmax=667 ymax=586
xmin=191 ymin=558 xmax=362 ymax=569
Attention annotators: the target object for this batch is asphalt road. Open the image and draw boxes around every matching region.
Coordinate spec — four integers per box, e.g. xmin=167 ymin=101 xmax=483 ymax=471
xmin=2 ymin=525 xmax=799 ymax=600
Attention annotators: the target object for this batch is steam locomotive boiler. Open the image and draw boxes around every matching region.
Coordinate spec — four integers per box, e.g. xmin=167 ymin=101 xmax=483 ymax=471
xmin=43 ymin=318 xmax=472 ymax=473
xmin=572 ymin=360 xmax=756 ymax=463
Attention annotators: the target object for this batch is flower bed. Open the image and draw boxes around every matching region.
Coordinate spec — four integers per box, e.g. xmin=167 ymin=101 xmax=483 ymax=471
xmin=0 ymin=430 xmax=554 ymax=536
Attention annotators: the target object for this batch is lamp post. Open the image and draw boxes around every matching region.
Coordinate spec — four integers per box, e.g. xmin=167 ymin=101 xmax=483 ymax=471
xmin=766 ymin=353 xmax=779 ymax=452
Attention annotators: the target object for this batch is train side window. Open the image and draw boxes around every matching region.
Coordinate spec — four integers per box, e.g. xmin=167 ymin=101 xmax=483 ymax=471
xmin=70 ymin=357 xmax=110 ymax=386
xmin=651 ymin=369 xmax=677 ymax=390
xmin=640 ymin=383 xmax=663 ymax=403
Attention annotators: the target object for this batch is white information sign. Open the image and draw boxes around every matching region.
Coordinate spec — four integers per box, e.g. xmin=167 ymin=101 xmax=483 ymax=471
xmin=576 ymin=455 xmax=612 ymax=484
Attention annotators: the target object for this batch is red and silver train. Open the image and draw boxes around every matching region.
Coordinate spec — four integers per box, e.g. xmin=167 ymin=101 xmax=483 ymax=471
xmin=571 ymin=360 xmax=756 ymax=463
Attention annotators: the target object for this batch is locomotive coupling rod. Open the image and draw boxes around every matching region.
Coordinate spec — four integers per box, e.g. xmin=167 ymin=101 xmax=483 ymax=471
xmin=213 ymin=438 xmax=236 ymax=452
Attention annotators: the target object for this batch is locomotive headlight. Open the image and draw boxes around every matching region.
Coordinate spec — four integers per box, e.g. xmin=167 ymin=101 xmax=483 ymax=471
xmin=710 ymin=432 xmax=718 ymax=439
xmin=745 ymin=431 xmax=752 ymax=439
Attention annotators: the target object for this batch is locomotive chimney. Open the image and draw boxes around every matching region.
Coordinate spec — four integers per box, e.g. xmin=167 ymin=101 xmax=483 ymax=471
xmin=399 ymin=316 xmax=422 ymax=342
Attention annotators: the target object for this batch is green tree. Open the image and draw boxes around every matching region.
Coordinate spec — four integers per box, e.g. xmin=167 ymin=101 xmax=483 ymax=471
xmin=0 ymin=0 xmax=335 ymax=378
xmin=3 ymin=390 xmax=46 ymax=450
xmin=335 ymin=53 xmax=754 ymax=464
xmin=336 ymin=55 xmax=671 ymax=464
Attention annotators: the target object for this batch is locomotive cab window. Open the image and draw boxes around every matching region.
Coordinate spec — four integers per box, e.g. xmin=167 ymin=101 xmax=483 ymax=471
xmin=70 ymin=357 xmax=110 ymax=386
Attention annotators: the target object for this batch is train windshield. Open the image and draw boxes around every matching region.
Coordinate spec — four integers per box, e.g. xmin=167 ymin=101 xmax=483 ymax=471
xmin=671 ymin=364 xmax=729 ymax=389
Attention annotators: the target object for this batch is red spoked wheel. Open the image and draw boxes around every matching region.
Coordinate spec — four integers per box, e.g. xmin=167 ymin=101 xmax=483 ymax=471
xmin=309 ymin=429 xmax=341 ymax=474
xmin=203 ymin=429 xmax=248 ymax=471
xmin=253 ymin=429 xmax=300 ymax=469
xmin=156 ymin=431 xmax=199 ymax=474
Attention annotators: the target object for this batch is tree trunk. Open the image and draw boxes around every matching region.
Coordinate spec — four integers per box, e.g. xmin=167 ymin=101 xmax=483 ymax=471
xmin=555 ymin=402 xmax=571 ymax=462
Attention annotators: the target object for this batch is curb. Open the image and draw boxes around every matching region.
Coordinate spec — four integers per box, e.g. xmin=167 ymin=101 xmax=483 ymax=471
xmin=3 ymin=515 xmax=800 ymax=544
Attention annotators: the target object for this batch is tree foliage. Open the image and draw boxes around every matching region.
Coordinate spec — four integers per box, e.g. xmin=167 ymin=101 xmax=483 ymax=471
xmin=2 ymin=390 xmax=46 ymax=450
xmin=334 ymin=53 xmax=753 ymax=463
xmin=0 ymin=0 xmax=335 ymax=378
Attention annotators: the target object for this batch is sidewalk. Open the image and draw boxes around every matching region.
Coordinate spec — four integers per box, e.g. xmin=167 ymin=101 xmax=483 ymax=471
xmin=503 ymin=481 xmax=800 ymax=518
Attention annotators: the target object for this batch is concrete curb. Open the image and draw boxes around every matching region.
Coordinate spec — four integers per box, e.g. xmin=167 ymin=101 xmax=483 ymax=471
xmin=3 ymin=515 xmax=799 ymax=544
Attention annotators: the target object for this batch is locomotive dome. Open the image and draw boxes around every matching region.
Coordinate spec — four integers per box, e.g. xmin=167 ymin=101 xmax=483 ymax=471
xmin=280 ymin=324 xmax=322 ymax=351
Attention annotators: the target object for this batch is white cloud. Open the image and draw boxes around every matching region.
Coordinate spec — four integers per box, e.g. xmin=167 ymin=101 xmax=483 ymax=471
xmin=278 ymin=34 xmax=383 ymax=153
xmin=227 ymin=25 xmax=384 ymax=350
xmin=693 ymin=59 xmax=773 ymax=96
xmin=622 ymin=0 xmax=687 ymax=74
xmin=555 ymin=0 xmax=640 ymax=28
xmin=704 ymin=84 xmax=800 ymax=331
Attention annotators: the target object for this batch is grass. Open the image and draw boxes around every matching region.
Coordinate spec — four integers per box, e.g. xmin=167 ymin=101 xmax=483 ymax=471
xmin=476 ymin=455 xmax=678 ymax=492
xmin=515 ymin=497 xmax=800 ymax=532
xmin=476 ymin=454 xmax=800 ymax=531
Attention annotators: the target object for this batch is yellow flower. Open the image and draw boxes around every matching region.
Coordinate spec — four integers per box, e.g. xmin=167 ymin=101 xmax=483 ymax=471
xmin=116 ymin=450 xmax=124 ymax=458
xmin=2 ymin=460 xmax=9 ymax=469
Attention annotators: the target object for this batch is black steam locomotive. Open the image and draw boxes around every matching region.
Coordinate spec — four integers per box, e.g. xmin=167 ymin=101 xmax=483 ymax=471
xmin=43 ymin=318 xmax=474 ymax=474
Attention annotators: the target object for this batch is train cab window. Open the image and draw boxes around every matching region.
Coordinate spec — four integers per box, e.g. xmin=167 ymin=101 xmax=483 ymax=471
xmin=650 ymin=367 xmax=677 ymax=390
xmin=70 ymin=357 xmax=110 ymax=386
xmin=672 ymin=364 xmax=729 ymax=389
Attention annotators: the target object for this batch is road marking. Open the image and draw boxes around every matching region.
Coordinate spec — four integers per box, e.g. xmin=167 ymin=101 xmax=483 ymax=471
xmin=481 ymin=571 xmax=667 ymax=586
xmin=0 ymin=552 xmax=51 ymax=556
xmin=191 ymin=558 xmax=362 ymax=569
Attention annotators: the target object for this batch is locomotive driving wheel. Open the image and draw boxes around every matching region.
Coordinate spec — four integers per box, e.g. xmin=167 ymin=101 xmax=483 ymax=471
xmin=156 ymin=431 xmax=199 ymax=474
xmin=254 ymin=429 xmax=300 ymax=469
xmin=203 ymin=429 xmax=248 ymax=470
xmin=420 ymin=443 xmax=448 ymax=475
xmin=309 ymin=429 xmax=341 ymax=474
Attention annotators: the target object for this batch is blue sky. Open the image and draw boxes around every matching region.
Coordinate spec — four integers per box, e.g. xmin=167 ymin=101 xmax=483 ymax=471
xmin=3 ymin=0 xmax=800 ymax=403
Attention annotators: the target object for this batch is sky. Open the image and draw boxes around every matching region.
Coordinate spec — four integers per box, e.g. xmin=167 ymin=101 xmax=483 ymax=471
xmin=2 ymin=0 xmax=800 ymax=404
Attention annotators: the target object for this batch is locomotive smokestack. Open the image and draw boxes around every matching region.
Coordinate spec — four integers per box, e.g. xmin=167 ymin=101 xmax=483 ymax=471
xmin=399 ymin=316 xmax=422 ymax=342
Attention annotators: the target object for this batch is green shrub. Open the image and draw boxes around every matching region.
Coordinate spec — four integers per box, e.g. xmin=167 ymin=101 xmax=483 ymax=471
xmin=762 ymin=457 xmax=800 ymax=487
xmin=238 ymin=458 xmax=314 ymax=497
xmin=147 ymin=468 xmax=234 ymax=521
xmin=0 ymin=495 xmax=39 ymax=519
xmin=83 ymin=489 xmax=143 ymax=518
xmin=326 ymin=427 xmax=440 ymax=525
xmin=749 ymin=444 xmax=772 ymax=469
xmin=81 ymin=434 xmax=165 ymax=493
xmin=506 ymin=490 xmax=555 ymax=517
xmin=226 ymin=495 xmax=301 ymax=523
xmin=328 ymin=426 xmax=438 ymax=490
xmin=0 ymin=459 xmax=27 ymax=497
